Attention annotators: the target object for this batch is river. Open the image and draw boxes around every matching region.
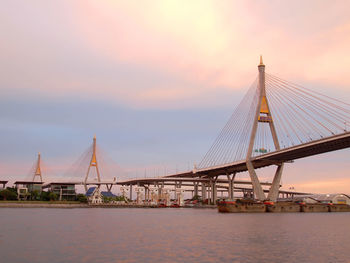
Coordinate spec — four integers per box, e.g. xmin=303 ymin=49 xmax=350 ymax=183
xmin=0 ymin=208 xmax=349 ymax=263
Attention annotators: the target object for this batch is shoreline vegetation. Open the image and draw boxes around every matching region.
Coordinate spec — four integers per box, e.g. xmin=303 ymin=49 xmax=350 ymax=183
xmin=0 ymin=201 xmax=88 ymax=208
xmin=0 ymin=201 xmax=217 ymax=209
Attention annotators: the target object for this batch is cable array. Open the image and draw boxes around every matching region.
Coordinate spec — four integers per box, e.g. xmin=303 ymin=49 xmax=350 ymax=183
xmin=63 ymin=142 xmax=126 ymax=182
xmin=198 ymin=73 xmax=350 ymax=169
xmin=199 ymin=78 xmax=259 ymax=168
xmin=265 ymin=73 xmax=350 ymax=147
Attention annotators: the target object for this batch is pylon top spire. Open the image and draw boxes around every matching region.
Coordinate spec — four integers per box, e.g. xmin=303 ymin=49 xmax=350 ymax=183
xmin=33 ymin=152 xmax=43 ymax=182
xmin=259 ymin=55 xmax=264 ymax=66
xmin=84 ymin=135 xmax=101 ymax=191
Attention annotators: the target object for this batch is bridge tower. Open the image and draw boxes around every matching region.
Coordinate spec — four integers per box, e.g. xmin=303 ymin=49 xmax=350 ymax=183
xmin=84 ymin=135 xmax=101 ymax=192
xmin=32 ymin=152 xmax=43 ymax=182
xmin=246 ymin=56 xmax=284 ymax=201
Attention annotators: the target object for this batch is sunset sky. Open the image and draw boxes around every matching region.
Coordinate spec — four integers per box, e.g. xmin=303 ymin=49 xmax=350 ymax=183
xmin=1 ymin=0 xmax=350 ymax=193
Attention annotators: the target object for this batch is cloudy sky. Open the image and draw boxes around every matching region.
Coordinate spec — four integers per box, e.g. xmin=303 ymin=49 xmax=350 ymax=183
xmin=1 ymin=0 xmax=350 ymax=193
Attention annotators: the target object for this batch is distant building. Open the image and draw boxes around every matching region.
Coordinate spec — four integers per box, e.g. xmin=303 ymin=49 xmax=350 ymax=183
xmin=312 ymin=194 xmax=350 ymax=205
xmin=295 ymin=194 xmax=350 ymax=205
xmin=14 ymin=181 xmax=44 ymax=200
xmin=0 ymin=180 xmax=8 ymax=190
xmin=86 ymin=187 xmax=116 ymax=204
xmin=43 ymin=182 xmax=77 ymax=201
xmin=86 ymin=187 xmax=102 ymax=204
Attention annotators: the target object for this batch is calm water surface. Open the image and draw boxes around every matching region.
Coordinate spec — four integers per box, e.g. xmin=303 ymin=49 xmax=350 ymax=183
xmin=0 ymin=208 xmax=349 ymax=263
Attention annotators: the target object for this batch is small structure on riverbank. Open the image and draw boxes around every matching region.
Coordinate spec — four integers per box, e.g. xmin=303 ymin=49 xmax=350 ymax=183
xmin=86 ymin=187 xmax=117 ymax=204
xmin=308 ymin=194 xmax=350 ymax=205
xmin=0 ymin=180 xmax=8 ymax=189
xmin=292 ymin=194 xmax=350 ymax=205
xmin=86 ymin=187 xmax=102 ymax=204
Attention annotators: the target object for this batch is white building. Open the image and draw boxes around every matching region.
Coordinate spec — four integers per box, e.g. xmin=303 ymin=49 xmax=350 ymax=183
xmin=296 ymin=194 xmax=350 ymax=205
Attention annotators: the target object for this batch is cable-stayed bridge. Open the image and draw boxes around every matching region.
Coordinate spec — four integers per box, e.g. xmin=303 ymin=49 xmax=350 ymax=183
xmin=158 ymin=56 xmax=350 ymax=202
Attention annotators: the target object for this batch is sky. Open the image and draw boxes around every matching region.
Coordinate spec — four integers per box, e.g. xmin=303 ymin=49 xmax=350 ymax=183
xmin=1 ymin=0 xmax=350 ymax=194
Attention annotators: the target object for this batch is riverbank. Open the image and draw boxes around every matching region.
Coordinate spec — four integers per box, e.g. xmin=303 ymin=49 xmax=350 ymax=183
xmin=0 ymin=201 xmax=217 ymax=209
xmin=0 ymin=201 xmax=88 ymax=208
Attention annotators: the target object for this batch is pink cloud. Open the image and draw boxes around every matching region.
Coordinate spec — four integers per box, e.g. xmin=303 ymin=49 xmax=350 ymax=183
xmin=61 ymin=1 xmax=350 ymax=107
xmin=3 ymin=1 xmax=350 ymax=109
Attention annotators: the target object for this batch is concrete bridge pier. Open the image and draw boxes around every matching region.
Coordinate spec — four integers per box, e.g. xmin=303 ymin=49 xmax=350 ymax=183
xmin=212 ymin=184 xmax=217 ymax=204
xmin=172 ymin=181 xmax=182 ymax=201
xmin=194 ymin=182 xmax=199 ymax=197
xmin=144 ymin=186 xmax=148 ymax=202
xmin=143 ymin=185 xmax=151 ymax=203
xmin=129 ymin=184 xmax=132 ymax=201
xmin=157 ymin=184 xmax=162 ymax=201
xmin=201 ymin=182 xmax=207 ymax=201
xmin=227 ymin=173 xmax=236 ymax=200
xmin=207 ymin=184 xmax=211 ymax=204
xmin=210 ymin=177 xmax=218 ymax=205
xmin=267 ymin=163 xmax=284 ymax=202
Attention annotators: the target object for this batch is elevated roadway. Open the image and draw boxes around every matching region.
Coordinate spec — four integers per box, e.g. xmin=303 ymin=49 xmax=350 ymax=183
xmin=166 ymin=131 xmax=350 ymax=178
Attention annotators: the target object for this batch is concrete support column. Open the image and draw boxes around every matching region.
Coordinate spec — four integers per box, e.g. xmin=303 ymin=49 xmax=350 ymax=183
xmin=212 ymin=183 xmax=217 ymax=204
xmin=194 ymin=182 xmax=198 ymax=197
xmin=267 ymin=163 xmax=284 ymax=202
xmin=247 ymin=161 xmax=266 ymax=200
xmin=210 ymin=180 xmax=213 ymax=204
xmin=174 ymin=182 xmax=178 ymax=200
xmin=144 ymin=187 xmax=148 ymax=202
xmin=201 ymin=182 xmax=207 ymax=201
xmin=147 ymin=186 xmax=150 ymax=201
xmin=129 ymin=185 xmax=132 ymax=200
xmin=210 ymin=177 xmax=218 ymax=205
xmin=158 ymin=186 xmax=163 ymax=200
xmin=227 ymin=173 xmax=236 ymax=200
xmin=207 ymin=183 xmax=211 ymax=204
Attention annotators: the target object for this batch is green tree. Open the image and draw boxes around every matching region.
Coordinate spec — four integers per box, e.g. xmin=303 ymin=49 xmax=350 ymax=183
xmin=48 ymin=192 xmax=58 ymax=201
xmin=31 ymin=190 xmax=40 ymax=201
xmin=76 ymin=194 xmax=88 ymax=203
xmin=102 ymin=196 xmax=113 ymax=203
xmin=0 ymin=189 xmax=18 ymax=200
xmin=6 ymin=187 xmax=17 ymax=194
xmin=116 ymin=195 xmax=127 ymax=202
xmin=40 ymin=191 xmax=50 ymax=201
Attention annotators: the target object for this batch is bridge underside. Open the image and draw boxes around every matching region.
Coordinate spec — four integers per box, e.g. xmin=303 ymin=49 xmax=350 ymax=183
xmin=118 ymin=177 xmax=311 ymax=201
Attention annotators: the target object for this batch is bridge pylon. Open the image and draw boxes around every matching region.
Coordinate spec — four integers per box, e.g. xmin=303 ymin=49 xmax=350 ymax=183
xmin=32 ymin=152 xmax=43 ymax=182
xmin=246 ymin=56 xmax=284 ymax=201
xmin=84 ymin=135 xmax=101 ymax=192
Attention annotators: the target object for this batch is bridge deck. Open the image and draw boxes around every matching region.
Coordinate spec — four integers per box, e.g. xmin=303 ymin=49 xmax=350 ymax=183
xmin=117 ymin=177 xmax=273 ymax=186
xmin=163 ymin=132 xmax=350 ymax=178
xmin=195 ymin=131 xmax=350 ymax=177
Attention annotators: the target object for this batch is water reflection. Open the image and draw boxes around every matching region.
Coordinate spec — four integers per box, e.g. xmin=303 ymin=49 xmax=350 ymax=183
xmin=0 ymin=208 xmax=349 ymax=263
